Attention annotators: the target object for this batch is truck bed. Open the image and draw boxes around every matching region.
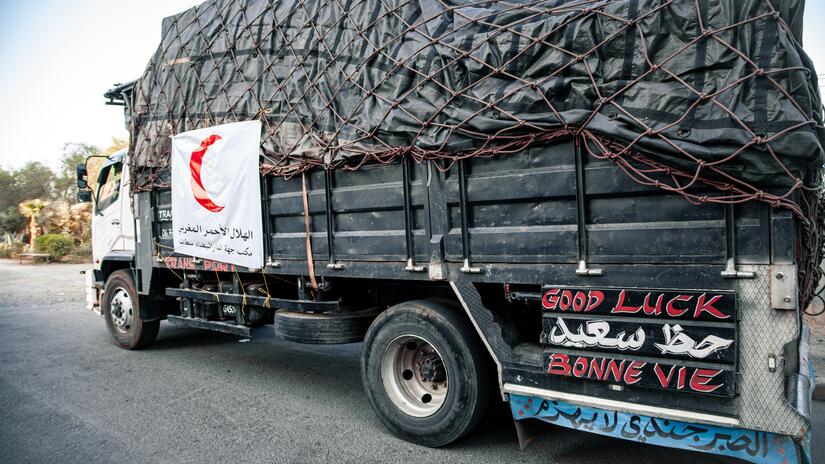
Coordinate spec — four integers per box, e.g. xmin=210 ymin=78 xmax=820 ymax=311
xmin=150 ymin=138 xmax=795 ymax=276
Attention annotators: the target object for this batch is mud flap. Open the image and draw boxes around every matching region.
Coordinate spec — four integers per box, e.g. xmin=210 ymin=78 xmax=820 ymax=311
xmin=512 ymin=414 xmax=551 ymax=450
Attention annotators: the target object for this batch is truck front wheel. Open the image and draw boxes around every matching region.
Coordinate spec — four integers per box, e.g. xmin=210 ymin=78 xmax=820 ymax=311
xmin=102 ymin=269 xmax=159 ymax=350
xmin=361 ymin=300 xmax=490 ymax=447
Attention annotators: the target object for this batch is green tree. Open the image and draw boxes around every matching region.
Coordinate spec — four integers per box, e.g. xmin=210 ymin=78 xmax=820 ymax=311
xmin=0 ymin=168 xmax=23 ymax=232
xmin=0 ymin=206 xmax=23 ymax=234
xmin=14 ymin=162 xmax=55 ymax=203
xmin=0 ymin=139 xmax=119 ymax=238
xmin=0 ymin=162 xmax=55 ymax=236
xmin=55 ymin=142 xmax=101 ymax=202
xmin=0 ymin=167 xmax=14 ymax=200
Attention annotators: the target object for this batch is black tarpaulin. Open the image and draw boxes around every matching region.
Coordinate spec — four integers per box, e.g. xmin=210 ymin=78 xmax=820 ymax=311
xmin=131 ymin=0 xmax=823 ymax=192
xmin=127 ymin=0 xmax=825 ymax=309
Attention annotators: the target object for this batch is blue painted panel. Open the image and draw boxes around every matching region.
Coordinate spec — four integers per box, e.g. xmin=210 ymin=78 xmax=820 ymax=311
xmin=510 ymin=394 xmax=801 ymax=464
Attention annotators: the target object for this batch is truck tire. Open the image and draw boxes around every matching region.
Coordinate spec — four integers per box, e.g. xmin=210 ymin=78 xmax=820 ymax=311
xmin=102 ymin=269 xmax=160 ymax=350
xmin=274 ymin=308 xmax=379 ymax=344
xmin=361 ymin=299 xmax=490 ymax=447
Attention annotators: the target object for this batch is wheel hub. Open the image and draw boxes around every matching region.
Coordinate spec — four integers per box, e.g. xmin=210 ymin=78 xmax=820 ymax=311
xmin=381 ymin=335 xmax=448 ymax=417
xmin=110 ymin=288 xmax=133 ymax=332
xmin=418 ymin=355 xmax=446 ymax=383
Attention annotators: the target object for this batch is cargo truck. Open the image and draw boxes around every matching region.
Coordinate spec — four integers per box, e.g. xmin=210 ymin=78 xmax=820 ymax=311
xmin=79 ymin=1 xmax=823 ymax=462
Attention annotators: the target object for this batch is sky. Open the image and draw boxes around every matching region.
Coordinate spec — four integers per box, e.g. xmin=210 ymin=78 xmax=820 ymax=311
xmin=0 ymin=1 xmax=823 ymax=171
xmin=0 ymin=0 xmax=195 ymax=170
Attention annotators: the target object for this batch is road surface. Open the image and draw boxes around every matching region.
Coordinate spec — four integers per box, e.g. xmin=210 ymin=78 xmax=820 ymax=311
xmin=0 ymin=260 xmax=821 ymax=463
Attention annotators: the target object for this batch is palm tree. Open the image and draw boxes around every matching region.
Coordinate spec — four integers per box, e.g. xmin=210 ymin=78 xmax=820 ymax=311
xmin=18 ymin=199 xmax=47 ymax=248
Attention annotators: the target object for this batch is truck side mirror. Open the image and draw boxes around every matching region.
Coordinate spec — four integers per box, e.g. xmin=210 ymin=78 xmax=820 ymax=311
xmin=77 ymin=189 xmax=92 ymax=203
xmin=76 ymin=163 xmax=88 ymax=188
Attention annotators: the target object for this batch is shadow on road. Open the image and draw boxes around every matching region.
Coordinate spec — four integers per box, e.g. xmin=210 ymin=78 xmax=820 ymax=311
xmin=150 ymin=326 xmax=241 ymax=350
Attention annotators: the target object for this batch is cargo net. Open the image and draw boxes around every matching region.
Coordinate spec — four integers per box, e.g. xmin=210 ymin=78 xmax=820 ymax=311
xmin=130 ymin=0 xmax=825 ymax=309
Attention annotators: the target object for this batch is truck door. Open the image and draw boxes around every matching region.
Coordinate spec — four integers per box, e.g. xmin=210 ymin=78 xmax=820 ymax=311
xmin=118 ymin=163 xmax=136 ymax=251
xmin=92 ymin=161 xmax=124 ymax=265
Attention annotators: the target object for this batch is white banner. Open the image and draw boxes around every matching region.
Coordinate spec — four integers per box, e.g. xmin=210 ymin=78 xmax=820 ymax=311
xmin=171 ymin=120 xmax=264 ymax=269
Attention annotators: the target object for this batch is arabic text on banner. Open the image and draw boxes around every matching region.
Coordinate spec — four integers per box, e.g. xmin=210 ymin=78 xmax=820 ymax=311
xmin=171 ymin=120 xmax=264 ymax=269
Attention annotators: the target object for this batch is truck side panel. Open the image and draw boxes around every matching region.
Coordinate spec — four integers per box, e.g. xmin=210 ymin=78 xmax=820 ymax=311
xmin=137 ymin=139 xmax=804 ymax=443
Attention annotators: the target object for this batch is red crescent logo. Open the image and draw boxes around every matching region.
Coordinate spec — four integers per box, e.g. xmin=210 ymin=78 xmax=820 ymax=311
xmin=189 ymin=134 xmax=225 ymax=213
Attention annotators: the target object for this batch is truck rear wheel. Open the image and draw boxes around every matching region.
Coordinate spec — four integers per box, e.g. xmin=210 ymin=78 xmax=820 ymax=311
xmin=102 ymin=269 xmax=159 ymax=350
xmin=361 ymin=300 xmax=490 ymax=447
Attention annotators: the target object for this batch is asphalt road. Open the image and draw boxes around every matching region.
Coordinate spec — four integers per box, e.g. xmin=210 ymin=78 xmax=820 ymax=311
xmin=0 ymin=260 xmax=822 ymax=464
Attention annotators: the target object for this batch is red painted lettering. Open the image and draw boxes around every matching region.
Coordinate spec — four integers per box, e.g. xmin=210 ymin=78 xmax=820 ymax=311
xmin=572 ymin=357 xmax=589 ymax=377
xmin=689 ymin=368 xmax=724 ymax=393
xmin=643 ymin=293 xmax=663 ymax=316
xmin=204 ymin=259 xmax=229 ymax=272
xmin=694 ymin=294 xmax=729 ymax=320
xmin=605 ymin=359 xmax=626 ymax=382
xmin=572 ymin=291 xmax=586 ymax=312
xmin=623 ymin=361 xmax=646 ymax=385
xmin=547 ymin=354 xmax=571 ymax=376
xmin=586 ymin=290 xmax=604 ymax=312
xmin=612 ymin=290 xmax=641 ymax=314
xmin=666 ymin=294 xmax=692 ymax=317
xmin=654 ymin=364 xmax=677 ymax=388
xmin=559 ymin=290 xmax=572 ymax=310
xmin=542 ymin=289 xmax=560 ymax=310
xmin=676 ymin=367 xmax=687 ymax=389
xmin=588 ymin=358 xmax=606 ymax=380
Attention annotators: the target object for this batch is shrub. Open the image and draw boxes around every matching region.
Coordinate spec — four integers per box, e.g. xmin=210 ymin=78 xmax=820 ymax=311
xmin=0 ymin=233 xmax=24 ymax=259
xmin=33 ymin=234 xmax=75 ymax=259
xmin=0 ymin=242 xmax=23 ymax=259
xmin=73 ymin=241 xmax=92 ymax=257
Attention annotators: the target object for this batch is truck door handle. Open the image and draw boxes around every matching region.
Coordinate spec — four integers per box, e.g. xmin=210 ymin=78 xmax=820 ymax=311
xmin=111 ymin=219 xmax=120 ymax=225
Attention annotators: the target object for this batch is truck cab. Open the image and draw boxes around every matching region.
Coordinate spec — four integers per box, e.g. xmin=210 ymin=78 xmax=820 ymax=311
xmin=91 ymin=151 xmax=135 ymax=267
xmin=77 ymin=150 xmax=136 ymax=312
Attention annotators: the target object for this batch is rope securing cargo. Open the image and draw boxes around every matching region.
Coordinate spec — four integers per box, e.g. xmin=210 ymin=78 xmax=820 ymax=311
xmin=128 ymin=0 xmax=825 ymax=307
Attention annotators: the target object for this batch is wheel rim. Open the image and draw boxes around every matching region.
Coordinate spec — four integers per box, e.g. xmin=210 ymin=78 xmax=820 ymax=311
xmin=110 ymin=288 xmax=133 ymax=333
xmin=380 ymin=334 xmax=448 ymax=418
